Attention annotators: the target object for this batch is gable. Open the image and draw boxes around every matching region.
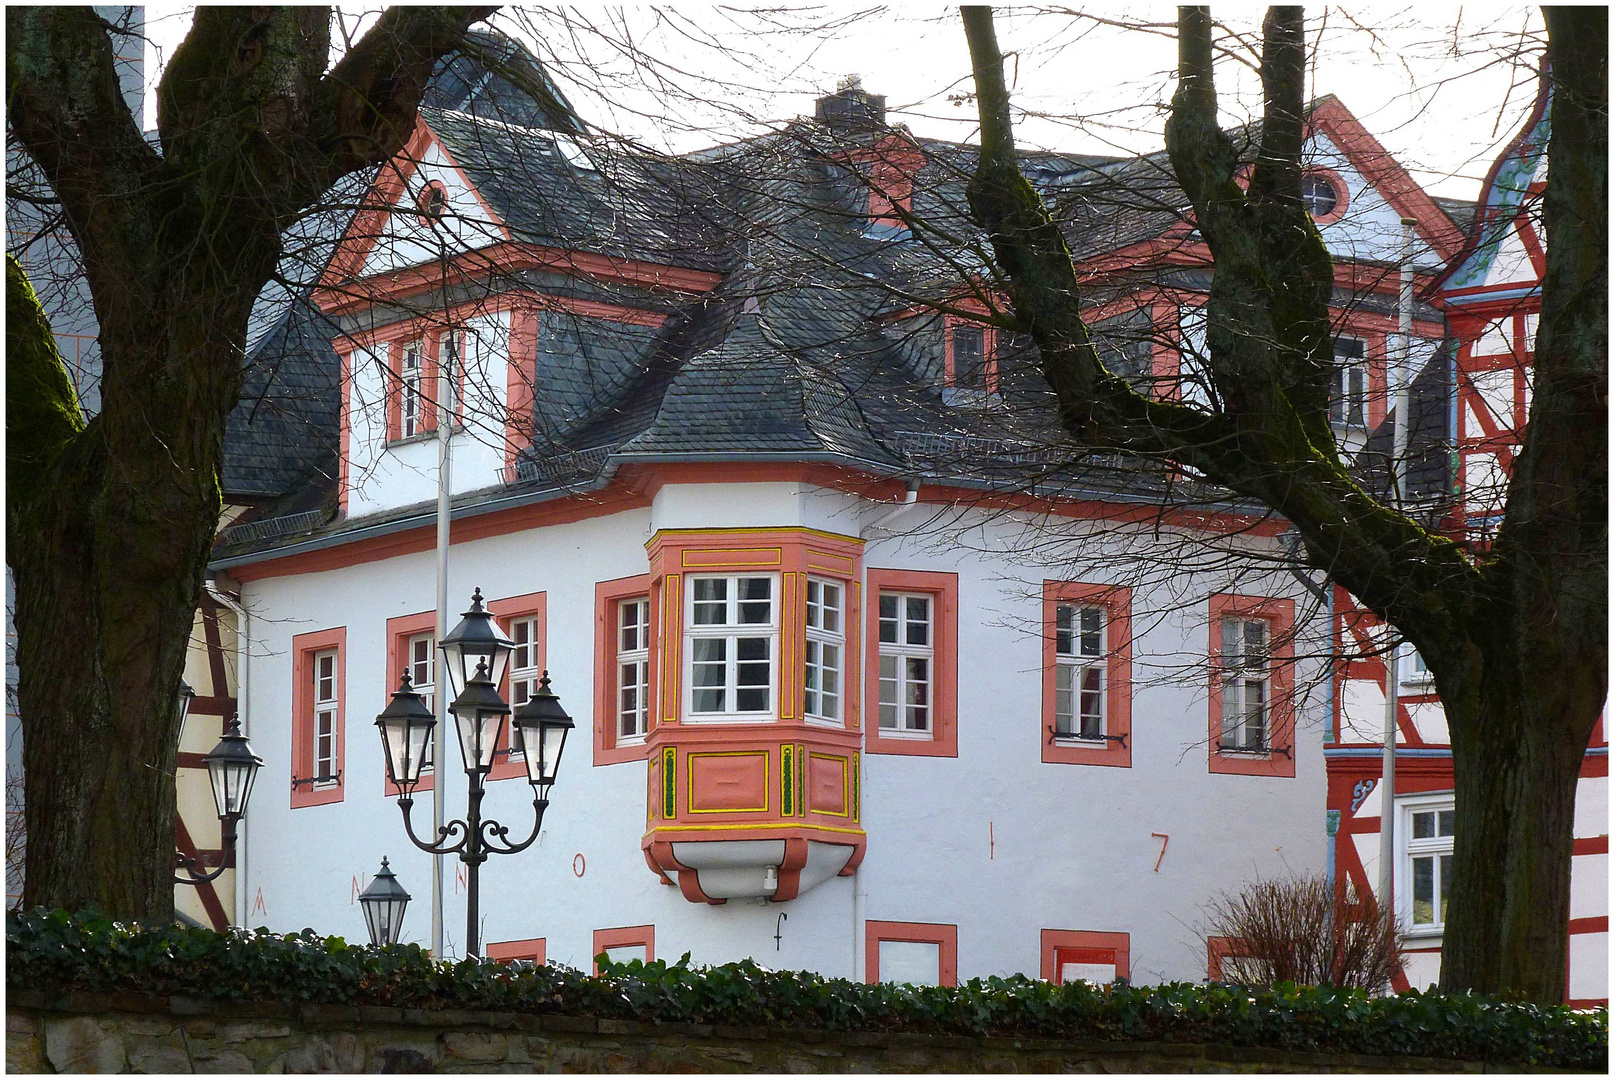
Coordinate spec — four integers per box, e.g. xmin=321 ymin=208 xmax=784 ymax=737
xmin=320 ymin=119 xmax=510 ymax=290
xmin=359 ymin=132 xmax=510 ymax=279
xmin=1303 ymin=130 xmax=1445 ymax=271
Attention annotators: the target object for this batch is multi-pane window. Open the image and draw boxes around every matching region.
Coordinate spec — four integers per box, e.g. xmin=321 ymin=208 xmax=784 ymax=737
xmin=408 ymin=631 xmax=436 ymax=771
xmin=1401 ymin=644 xmax=1432 ymax=686
xmin=1219 ymin=618 xmax=1269 ymax=752
xmin=313 ymin=649 xmax=339 ymax=785
xmin=1301 ymin=173 xmax=1339 ymax=218
xmin=617 ymin=599 xmax=650 ymax=739
xmin=686 ymin=576 xmax=775 ymax=716
xmin=951 ymin=326 xmax=987 ymax=391
xmin=1054 ymin=605 xmax=1105 ymax=738
xmin=804 ymin=578 xmax=844 ymax=722
xmin=878 ymin=593 xmax=932 ymax=733
xmin=400 ymin=341 xmax=425 ymax=438
xmin=1402 ymin=800 xmax=1456 ymax=931
xmin=1329 ymin=337 xmax=1367 ymax=426
xmin=507 ymin=616 xmax=542 ymax=759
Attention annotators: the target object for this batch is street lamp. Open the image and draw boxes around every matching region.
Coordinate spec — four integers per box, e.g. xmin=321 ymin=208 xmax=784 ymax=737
xmin=358 ymin=857 xmax=412 ymax=947
xmin=377 ymin=589 xmax=572 ymax=958
xmin=175 ymin=714 xmax=263 ymax=885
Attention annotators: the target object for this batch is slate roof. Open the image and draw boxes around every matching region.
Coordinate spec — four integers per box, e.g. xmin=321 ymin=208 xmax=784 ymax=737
xmin=216 ymin=81 xmax=1460 ymax=563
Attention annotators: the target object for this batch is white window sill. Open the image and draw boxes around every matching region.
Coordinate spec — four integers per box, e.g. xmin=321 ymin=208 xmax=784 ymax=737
xmin=1052 ymin=733 xmax=1108 ymax=744
xmin=804 ymin=716 xmax=845 ymax=729
xmin=875 ymin=727 xmax=933 ymax=741
xmin=1402 ymin=924 xmax=1445 ymax=941
xmin=616 ymin=734 xmax=648 ymax=747
xmin=683 ymin=714 xmax=777 ymax=725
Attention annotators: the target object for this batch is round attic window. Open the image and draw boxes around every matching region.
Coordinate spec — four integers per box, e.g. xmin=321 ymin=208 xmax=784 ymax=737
xmin=1301 ymin=172 xmax=1341 ymax=220
xmin=416 ymin=181 xmax=449 ymax=225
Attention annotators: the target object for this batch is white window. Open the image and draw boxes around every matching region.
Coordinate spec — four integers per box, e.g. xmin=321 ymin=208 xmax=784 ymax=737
xmin=1178 ymin=305 xmax=1213 ymax=409
xmin=617 ymin=599 xmax=650 ymax=740
xmin=1054 ymin=604 xmax=1105 ymax=739
xmin=685 ymin=576 xmax=775 ymax=718
xmin=878 ymin=593 xmax=932 ymax=735
xmin=313 ymin=650 xmax=339 ymax=785
xmin=1398 ymin=795 xmax=1456 ymax=934
xmin=1301 ymin=173 xmax=1339 ymax=218
xmin=1220 ymin=618 xmax=1269 ymax=752
xmin=804 ymin=578 xmax=844 ymax=723
xmin=409 ymin=631 xmax=436 ymax=772
xmin=400 ymin=341 xmax=425 ymax=438
xmin=878 ymin=939 xmax=941 ymax=986
xmin=1330 ymin=337 xmax=1367 ymax=427
xmin=507 ymin=615 xmax=542 ymax=759
xmin=1400 ymin=643 xmax=1433 ymax=687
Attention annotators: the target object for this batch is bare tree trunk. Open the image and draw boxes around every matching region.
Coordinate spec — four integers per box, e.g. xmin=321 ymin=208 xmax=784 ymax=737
xmin=5 ymin=6 xmax=492 ymax=922
xmin=1439 ymin=6 xmax=1607 ymax=999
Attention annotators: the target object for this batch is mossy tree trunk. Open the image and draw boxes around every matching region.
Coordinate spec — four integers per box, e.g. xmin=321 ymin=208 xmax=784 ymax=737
xmin=5 ymin=5 xmax=493 ymax=923
xmin=960 ymin=5 xmax=1605 ymax=1001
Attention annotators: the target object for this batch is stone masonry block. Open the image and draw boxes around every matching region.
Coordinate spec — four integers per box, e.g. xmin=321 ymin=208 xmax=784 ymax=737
xmin=44 ymin=1015 xmax=127 ymax=1074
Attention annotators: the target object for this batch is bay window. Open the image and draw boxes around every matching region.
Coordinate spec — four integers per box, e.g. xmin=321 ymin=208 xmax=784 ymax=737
xmin=686 ymin=575 xmax=776 ymax=718
xmin=804 ymin=578 xmax=844 ymax=723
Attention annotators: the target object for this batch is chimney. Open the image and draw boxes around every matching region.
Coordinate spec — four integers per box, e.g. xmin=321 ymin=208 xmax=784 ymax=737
xmin=815 ymin=75 xmax=886 ymax=131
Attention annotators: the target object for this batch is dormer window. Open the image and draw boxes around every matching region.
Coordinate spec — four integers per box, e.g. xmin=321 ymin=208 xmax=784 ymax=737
xmin=944 ymin=318 xmax=998 ymax=404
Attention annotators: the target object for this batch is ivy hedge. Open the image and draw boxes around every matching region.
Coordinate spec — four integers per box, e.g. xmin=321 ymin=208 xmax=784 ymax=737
xmin=8 ymin=909 xmax=1606 ymax=1069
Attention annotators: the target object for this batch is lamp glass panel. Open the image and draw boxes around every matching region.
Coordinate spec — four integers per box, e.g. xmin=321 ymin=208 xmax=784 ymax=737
xmin=454 ymin=709 xmax=505 ymax=772
xmin=537 ymin=722 xmax=569 ymax=784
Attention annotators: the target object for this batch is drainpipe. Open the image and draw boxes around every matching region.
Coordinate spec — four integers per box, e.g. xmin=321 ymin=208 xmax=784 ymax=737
xmin=860 ymin=479 xmax=919 ymax=538
xmin=205 ymin=581 xmax=249 ymax=928
xmin=853 ymin=481 xmax=917 ymax=976
xmin=1377 ymin=218 xmax=1417 ymax=915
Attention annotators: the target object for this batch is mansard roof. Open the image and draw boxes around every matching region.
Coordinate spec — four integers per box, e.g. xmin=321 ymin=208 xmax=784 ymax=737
xmin=217 ymin=81 xmax=1462 ymax=564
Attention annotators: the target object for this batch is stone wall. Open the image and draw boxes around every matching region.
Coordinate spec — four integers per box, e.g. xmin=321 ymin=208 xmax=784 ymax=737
xmin=4 ymin=991 xmax=1549 ymax=1073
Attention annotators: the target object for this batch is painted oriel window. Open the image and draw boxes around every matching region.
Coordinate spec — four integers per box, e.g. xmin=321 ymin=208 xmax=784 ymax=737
xmin=804 ymin=578 xmax=844 ymax=721
xmin=686 ymin=575 xmax=776 ymax=717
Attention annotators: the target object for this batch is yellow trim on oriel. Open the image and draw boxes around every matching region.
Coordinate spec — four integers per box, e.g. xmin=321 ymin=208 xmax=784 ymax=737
xmin=648 ymin=821 xmax=867 ymax=836
xmin=648 ymin=525 xmax=863 ymax=548
xmin=808 ymin=752 xmax=851 ymax=817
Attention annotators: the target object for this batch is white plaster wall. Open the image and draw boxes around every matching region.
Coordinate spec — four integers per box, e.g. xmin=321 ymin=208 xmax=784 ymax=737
xmin=346 ymin=310 xmax=511 ymax=519
xmin=1574 ymin=776 xmax=1606 ymax=838
xmin=235 ymin=486 xmax=1329 ymax=984
xmin=1400 ymin=949 xmax=1441 ymax=991
xmin=1569 ymin=933 xmax=1607 ymax=1002
xmin=1570 ymin=854 xmax=1607 ymax=921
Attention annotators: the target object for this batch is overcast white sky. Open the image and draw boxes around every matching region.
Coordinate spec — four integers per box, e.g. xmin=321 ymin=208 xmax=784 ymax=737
xmin=141 ymin=5 xmax=1546 ymax=202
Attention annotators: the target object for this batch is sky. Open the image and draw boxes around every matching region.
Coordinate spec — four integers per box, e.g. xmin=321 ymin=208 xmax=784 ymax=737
xmin=140 ymin=5 xmax=1547 ymax=203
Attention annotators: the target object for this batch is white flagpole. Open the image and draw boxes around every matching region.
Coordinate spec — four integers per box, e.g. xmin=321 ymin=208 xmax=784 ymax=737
xmin=431 ymin=332 xmax=456 ymax=959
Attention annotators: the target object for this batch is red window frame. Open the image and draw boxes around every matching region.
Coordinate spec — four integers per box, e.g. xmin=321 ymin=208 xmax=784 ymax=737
xmin=864 ymin=920 xmax=958 ymax=986
xmin=864 ymin=569 xmax=958 ymax=758
xmin=943 ymin=318 xmax=999 ymax=394
xmin=1207 ymin=934 xmax=1254 ymax=981
xmin=1040 ymin=929 xmax=1130 ymax=984
xmin=485 ymin=937 xmax=546 ymax=965
xmin=1041 ymin=582 xmax=1132 ymax=768
xmin=291 ymin=627 xmax=346 ymax=808
xmin=488 ymin=591 xmax=547 ymax=782
xmin=384 ymin=611 xmax=438 ymax=796
xmin=594 ymin=574 xmax=655 ymax=766
xmin=1208 ymin=593 xmax=1296 ymax=778
xmin=593 ymin=924 xmax=654 ymax=972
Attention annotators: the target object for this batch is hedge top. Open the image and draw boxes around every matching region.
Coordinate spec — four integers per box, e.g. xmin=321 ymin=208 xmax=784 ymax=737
xmin=7 ymin=909 xmax=1606 ymax=1069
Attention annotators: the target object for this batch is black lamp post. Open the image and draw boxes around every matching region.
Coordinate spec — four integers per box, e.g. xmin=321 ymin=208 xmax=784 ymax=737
xmin=358 ymin=857 xmax=412 ymax=947
xmin=175 ymin=713 xmax=263 ymax=885
xmin=376 ymin=589 xmax=573 ymax=958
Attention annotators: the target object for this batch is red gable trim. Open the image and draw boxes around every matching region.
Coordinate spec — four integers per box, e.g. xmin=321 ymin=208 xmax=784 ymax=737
xmin=1307 ymin=96 xmax=1464 ymax=261
xmin=313 ymin=239 xmax=721 ymax=317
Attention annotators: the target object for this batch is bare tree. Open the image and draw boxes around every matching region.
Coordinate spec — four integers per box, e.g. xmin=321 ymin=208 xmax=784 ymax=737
xmin=1204 ymin=874 xmax=1402 ymax=993
xmin=6 ymin=6 xmax=494 ymax=922
xmin=959 ymin=4 xmax=1605 ymax=1001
